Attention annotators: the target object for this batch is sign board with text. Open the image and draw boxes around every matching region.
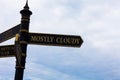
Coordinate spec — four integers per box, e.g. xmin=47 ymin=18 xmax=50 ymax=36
xmin=28 ymin=33 xmax=83 ymax=47
xmin=0 ymin=45 xmax=15 ymax=58
xmin=0 ymin=24 xmax=20 ymax=43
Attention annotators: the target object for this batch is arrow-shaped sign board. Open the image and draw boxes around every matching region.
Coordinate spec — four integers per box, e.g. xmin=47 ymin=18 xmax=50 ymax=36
xmin=28 ymin=33 xmax=83 ymax=47
xmin=0 ymin=24 xmax=20 ymax=43
xmin=0 ymin=45 xmax=15 ymax=58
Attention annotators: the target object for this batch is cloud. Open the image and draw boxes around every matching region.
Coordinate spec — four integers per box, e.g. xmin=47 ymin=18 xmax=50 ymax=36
xmin=0 ymin=58 xmax=15 ymax=80
xmin=25 ymin=62 xmax=86 ymax=80
xmin=0 ymin=0 xmax=120 ymax=80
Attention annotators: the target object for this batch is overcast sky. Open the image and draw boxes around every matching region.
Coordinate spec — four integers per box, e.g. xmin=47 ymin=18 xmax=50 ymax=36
xmin=0 ymin=0 xmax=120 ymax=80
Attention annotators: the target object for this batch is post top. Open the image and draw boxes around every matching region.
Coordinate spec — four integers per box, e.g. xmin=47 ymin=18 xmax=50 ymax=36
xmin=20 ymin=0 xmax=32 ymax=16
xmin=24 ymin=0 xmax=29 ymax=10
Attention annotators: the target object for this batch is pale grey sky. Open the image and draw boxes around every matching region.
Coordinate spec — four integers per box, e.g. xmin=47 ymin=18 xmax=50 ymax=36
xmin=0 ymin=0 xmax=120 ymax=80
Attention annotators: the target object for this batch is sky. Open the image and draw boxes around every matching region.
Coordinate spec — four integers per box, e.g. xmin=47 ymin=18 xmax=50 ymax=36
xmin=0 ymin=0 xmax=120 ymax=80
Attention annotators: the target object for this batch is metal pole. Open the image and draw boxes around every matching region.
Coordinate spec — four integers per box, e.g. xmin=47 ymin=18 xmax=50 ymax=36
xmin=14 ymin=1 xmax=32 ymax=80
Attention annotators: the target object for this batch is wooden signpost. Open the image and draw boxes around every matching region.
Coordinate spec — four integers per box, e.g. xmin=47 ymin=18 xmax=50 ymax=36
xmin=0 ymin=0 xmax=83 ymax=80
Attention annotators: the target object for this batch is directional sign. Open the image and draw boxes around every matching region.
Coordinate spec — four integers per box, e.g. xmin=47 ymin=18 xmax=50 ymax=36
xmin=0 ymin=45 xmax=15 ymax=58
xmin=28 ymin=33 xmax=83 ymax=47
xmin=0 ymin=24 xmax=20 ymax=43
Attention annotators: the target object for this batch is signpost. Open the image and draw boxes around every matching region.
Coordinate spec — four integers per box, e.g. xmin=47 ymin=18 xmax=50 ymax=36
xmin=28 ymin=33 xmax=83 ymax=47
xmin=0 ymin=24 xmax=20 ymax=43
xmin=0 ymin=45 xmax=15 ymax=58
xmin=0 ymin=0 xmax=83 ymax=80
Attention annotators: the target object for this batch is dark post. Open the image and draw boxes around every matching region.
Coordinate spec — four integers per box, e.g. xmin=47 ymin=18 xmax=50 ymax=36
xmin=14 ymin=0 xmax=32 ymax=80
